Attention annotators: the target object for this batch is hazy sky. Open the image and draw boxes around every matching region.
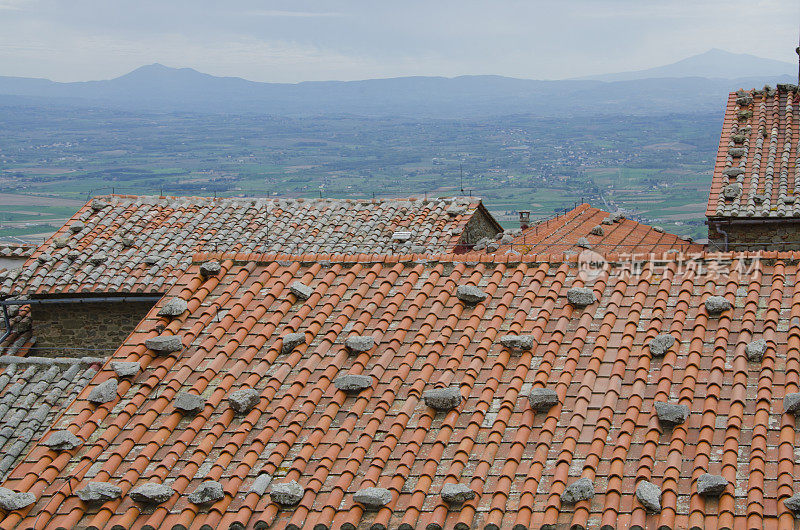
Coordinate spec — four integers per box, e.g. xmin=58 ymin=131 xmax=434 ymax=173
xmin=0 ymin=0 xmax=798 ymax=82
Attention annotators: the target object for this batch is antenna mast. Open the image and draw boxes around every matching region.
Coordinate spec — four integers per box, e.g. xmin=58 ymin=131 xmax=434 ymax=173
xmin=796 ymin=34 xmax=800 ymax=84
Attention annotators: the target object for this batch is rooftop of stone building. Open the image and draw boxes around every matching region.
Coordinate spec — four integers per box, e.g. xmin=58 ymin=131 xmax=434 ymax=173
xmin=1 ymin=194 xmax=499 ymax=298
xmin=707 ymin=83 xmax=800 ymax=219
xmin=1 ymin=250 xmax=798 ymax=528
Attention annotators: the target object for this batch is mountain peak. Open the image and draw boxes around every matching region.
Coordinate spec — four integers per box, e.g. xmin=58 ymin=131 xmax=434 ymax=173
xmin=582 ymin=49 xmax=795 ymax=82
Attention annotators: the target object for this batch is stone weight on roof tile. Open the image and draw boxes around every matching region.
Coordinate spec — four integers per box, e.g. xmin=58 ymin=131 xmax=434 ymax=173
xmin=499 ymin=334 xmax=534 ymax=352
xmin=173 ymin=392 xmax=206 ymax=415
xmin=576 ymin=237 xmax=592 ymax=249
xmin=199 ymin=261 xmax=221 ymax=278
xmin=42 ymin=430 xmax=81 ymax=451
xmin=745 ymin=339 xmax=768 ymax=362
xmin=654 ymin=401 xmax=689 ymax=427
xmin=344 ymin=335 xmax=374 ymax=353
xmin=89 ymin=253 xmax=107 ymax=265
xmin=601 ymin=216 xmax=613 ymax=225
xmin=589 ymin=225 xmax=604 ymax=236
xmin=635 ymin=480 xmax=662 ymax=514
xmin=728 ymin=147 xmax=746 ymax=158
xmin=784 ymin=493 xmax=800 ymax=514
xmin=705 ymin=296 xmax=732 ymax=315
xmin=528 ymin=387 xmax=559 ymax=412
xmin=142 ymin=255 xmax=161 ymax=266
xmin=37 ymin=253 xmax=51 ymax=264
xmin=353 ymin=487 xmax=392 ymax=511
xmin=248 ymin=473 xmax=272 ymax=496
xmin=783 ymin=392 xmax=800 ymax=414
xmin=130 ymin=482 xmax=174 ymax=504
xmin=722 ymin=183 xmax=742 ymax=200
xmin=145 ymin=334 xmax=183 ymax=354
xmin=289 ymin=281 xmax=314 ymax=301
xmin=110 ymin=361 xmax=140 ymax=378
xmin=0 ymin=487 xmax=36 ymax=511
xmin=648 ymin=334 xmax=676 ymax=357
xmin=441 ymin=483 xmax=475 ymax=505
xmin=90 ymin=199 xmax=108 ymax=211
xmin=485 ymin=242 xmax=499 ymax=252
xmin=653 ymin=226 xmax=664 ymax=233
xmin=53 ymin=235 xmax=70 ymax=248
xmin=121 ymin=236 xmax=135 ymax=247
xmin=561 ymin=477 xmax=594 ymax=505
xmin=69 ymin=221 xmax=85 ymax=233
xmin=423 ymin=387 xmax=462 ymax=411
xmin=87 ymin=378 xmax=118 ymax=405
xmin=157 ymin=297 xmax=188 ymax=317
xmin=76 ymin=482 xmax=122 ymax=504
xmin=269 ymin=480 xmax=304 ymax=507
xmin=567 ymin=287 xmax=596 ymax=307
xmin=188 ymin=480 xmax=224 ymax=505
xmin=472 ymin=238 xmax=489 ymax=251
xmin=456 ymin=285 xmax=487 ymax=304
xmin=228 ymin=388 xmax=260 ymax=414
xmin=281 ymin=332 xmax=305 ymax=354
xmin=723 ymin=167 xmax=745 ymax=178
xmin=334 ymin=374 xmax=372 ymax=394
xmin=696 ymin=474 xmax=728 ymax=497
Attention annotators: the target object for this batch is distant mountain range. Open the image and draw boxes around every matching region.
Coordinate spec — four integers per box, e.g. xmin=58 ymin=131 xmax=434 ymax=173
xmin=0 ymin=49 xmax=795 ymax=117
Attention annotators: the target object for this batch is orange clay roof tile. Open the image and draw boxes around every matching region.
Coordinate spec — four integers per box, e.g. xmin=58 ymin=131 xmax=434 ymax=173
xmin=498 ymin=203 xmax=704 ymax=256
xmin=1 ymin=251 xmax=797 ymax=528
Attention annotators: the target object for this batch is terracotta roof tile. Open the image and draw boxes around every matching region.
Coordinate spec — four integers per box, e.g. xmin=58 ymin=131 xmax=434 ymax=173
xmin=498 ymin=203 xmax=704 ymax=256
xmin=708 ymin=84 xmax=800 ymax=218
xmin=1 ymin=195 xmax=491 ymax=297
xmin=1 ymin=251 xmax=795 ymax=528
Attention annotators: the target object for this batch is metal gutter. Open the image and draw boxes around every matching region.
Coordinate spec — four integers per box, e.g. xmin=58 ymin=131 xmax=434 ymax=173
xmin=0 ymin=296 xmax=163 ymax=306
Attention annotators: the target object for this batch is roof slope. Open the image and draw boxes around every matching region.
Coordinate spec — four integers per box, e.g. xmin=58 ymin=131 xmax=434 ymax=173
xmin=500 ymin=203 xmax=703 ymax=255
xmin=708 ymin=84 xmax=800 ymax=218
xmin=0 ymin=355 xmax=100 ymax=481
xmin=1 ymin=195 xmax=486 ymax=296
xmin=2 ymin=251 xmax=796 ymax=529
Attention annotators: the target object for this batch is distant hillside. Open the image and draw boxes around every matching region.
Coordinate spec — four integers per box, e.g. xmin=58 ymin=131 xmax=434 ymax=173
xmin=580 ymin=48 xmax=795 ymax=82
xmin=0 ymin=50 xmax=795 ymax=118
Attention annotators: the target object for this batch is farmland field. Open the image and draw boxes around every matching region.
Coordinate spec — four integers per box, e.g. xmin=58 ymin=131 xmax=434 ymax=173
xmin=0 ymin=104 xmax=722 ymax=241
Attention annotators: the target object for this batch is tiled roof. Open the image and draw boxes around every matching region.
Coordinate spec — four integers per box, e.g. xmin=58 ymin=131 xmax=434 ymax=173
xmin=497 ymin=203 xmax=704 ymax=255
xmin=708 ymin=84 xmax=800 ymax=218
xmin=0 ymin=355 xmax=101 ymax=481
xmin=1 ymin=194 xmax=492 ymax=297
xmin=2 ymin=251 xmax=797 ymax=528
xmin=0 ymin=244 xmax=35 ymax=261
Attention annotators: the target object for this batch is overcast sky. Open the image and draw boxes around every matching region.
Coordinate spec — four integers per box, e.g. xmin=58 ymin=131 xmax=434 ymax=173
xmin=0 ymin=0 xmax=798 ymax=83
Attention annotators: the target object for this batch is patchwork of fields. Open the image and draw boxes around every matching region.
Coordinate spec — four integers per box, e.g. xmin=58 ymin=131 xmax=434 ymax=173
xmin=0 ymin=105 xmax=721 ymax=241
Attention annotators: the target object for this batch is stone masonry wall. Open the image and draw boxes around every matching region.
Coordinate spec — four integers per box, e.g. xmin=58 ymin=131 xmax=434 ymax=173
xmin=460 ymin=208 xmax=502 ymax=247
xmin=30 ymin=301 xmax=156 ymax=357
xmin=708 ymin=220 xmax=800 ymax=252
